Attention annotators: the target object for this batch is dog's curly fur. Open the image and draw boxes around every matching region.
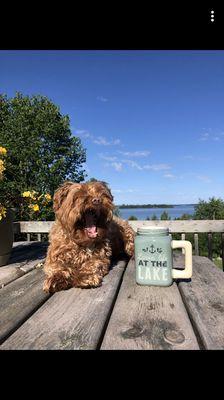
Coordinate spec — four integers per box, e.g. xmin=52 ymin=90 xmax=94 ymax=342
xmin=43 ymin=181 xmax=135 ymax=293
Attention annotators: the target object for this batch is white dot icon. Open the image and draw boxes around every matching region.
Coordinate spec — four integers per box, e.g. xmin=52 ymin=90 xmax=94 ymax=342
xmin=210 ymin=10 xmax=215 ymax=22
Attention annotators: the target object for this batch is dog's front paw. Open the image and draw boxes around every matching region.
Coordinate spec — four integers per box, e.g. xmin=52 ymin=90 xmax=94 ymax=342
xmin=43 ymin=272 xmax=72 ymax=293
xmin=98 ymin=264 xmax=109 ymax=277
xmin=75 ymin=274 xmax=103 ymax=289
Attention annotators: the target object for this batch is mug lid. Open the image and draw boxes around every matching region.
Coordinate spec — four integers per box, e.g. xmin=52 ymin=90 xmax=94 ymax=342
xmin=137 ymin=226 xmax=169 ymax=235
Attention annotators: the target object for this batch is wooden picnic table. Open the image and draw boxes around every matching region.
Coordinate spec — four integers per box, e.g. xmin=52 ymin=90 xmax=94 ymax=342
xmin=0 ymin=241 xmax=224 ymax=350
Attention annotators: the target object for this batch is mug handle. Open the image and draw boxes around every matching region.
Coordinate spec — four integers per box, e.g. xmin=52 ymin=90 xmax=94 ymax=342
xmin=171 ymin=240 xmax=192 ymax=279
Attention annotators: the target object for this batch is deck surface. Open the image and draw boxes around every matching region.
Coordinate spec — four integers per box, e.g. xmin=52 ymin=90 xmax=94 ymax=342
xmin=0 ymin=242 xmax=224 ymax=350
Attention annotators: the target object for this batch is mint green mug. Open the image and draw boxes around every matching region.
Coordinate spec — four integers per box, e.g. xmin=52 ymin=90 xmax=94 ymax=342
xmin=134 ymin=226 xmax=192 ymax=286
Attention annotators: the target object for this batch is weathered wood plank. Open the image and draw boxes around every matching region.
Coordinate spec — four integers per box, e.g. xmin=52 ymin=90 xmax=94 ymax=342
xmin=181 ymin=233 xmax=185 ymax=254
xmin=222 ymin=233 xmax=224 ymax=271
xmin=13 ymin=241 xmax=37 ymax=251
xmin=129 ymin=220 xmax=224 ymax=233
xmin=0 ymin=260 xmax=127 ymax=350
xmin=194 ymin=233 xmax=199 ymax=256
xmin=0 ymin=242 xmax=48 ymax=288
xmin=0 ymin=266 xmax=25 ymax=289
xmin=8 ymin=241 xmax=48 ymax=264
xmin=13 ymin=221 xmax=54 ymax=234
xmin=13 ymin=220 xmax=224 ymax=234
xmin=0 ymin=269 xmax=50 ymax=345
xmin=101 ymin=259 xmax=199 ymax=350
xmin=208 ymin=233 xmax=212 ymax=260
xmin=175 ymin=254 xmax=224 ymax=349
xmin=19 ymin=257 xmax=46 ymax=273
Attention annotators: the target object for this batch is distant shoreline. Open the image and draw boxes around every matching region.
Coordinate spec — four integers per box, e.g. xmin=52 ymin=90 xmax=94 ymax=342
xmin=117 ymin=204 xmax=197 ymax=209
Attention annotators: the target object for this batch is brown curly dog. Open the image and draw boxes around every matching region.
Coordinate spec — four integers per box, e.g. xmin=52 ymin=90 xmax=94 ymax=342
xmin=43 ymin=181 xmax=135 ymax=293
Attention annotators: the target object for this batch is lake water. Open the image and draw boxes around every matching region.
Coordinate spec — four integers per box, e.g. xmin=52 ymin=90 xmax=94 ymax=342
xmin=118 ymin=204 xmax=196 ymax=220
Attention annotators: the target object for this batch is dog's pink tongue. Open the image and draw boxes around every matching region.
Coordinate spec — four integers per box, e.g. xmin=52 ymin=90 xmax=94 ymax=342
xmin=86 ymin=226 xmax=97 ymax=238
xmin=85 ymin=213 xmax=97 ymax=238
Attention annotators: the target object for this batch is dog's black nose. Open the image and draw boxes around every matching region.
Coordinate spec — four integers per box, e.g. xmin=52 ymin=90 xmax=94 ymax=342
xmin=92 ymin=198 xmax=100 ymax=204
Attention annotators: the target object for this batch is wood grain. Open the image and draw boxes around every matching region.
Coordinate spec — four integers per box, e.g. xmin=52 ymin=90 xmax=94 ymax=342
xmin=0 ymin=260 xmax=127 ymax=350
xmin=0 ymin=269 xmax=50 ymax=344
xmin=101 ymin=258 xmax=199 ymax=350
xmin=0 ymin=266 xmax=25 ymax=288
xmin=194 ymin=233 xmax=199 ymax=256
xmin=13 ymin=221 xmax=54 ymax=233
xmin=0 ymin=242 xmax=48 ymax=288
xmin=13 ymin=220 xmax=224 ymax=234
xmin=175 ymin=254 xmax=224 ymax=349
xmin=8 ymin=241 xmax=48 ymax=264
xmin=129 ymin=220 xmax=224 ymax=233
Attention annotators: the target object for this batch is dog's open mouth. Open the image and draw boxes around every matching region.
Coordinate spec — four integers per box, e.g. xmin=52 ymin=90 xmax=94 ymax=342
xmin=84 ymin=209 xmax=98 ymax=238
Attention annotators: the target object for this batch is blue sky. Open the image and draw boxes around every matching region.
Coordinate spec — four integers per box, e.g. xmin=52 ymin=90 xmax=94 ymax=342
xmin=0 ymin=50 xmax=224 ymax=205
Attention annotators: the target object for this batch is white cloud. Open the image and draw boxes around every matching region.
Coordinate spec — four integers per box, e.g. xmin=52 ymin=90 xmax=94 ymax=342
xmin=74 ymin=129 xmax=93 ymax=139
xmin=110 ymin=162 xmax=123 ymax=171
xmin=199 ymin=130 xmax=224 ymax=142
xmin=197 ymin=175 xmax=212 ymax=183
xmin=118 ymin=150 xmax=151 ymax=157
xmin=97 ymin=96 xmax=108 ymax=102
xmin=143 ymin=164 xmax=171 ymax=171
xmin=105 ymin=162 xmax=123 ymax=172
xmin=120 ymin=160 xmax=171 ymax=171
xmin=94 ymin=136 xmax=121 ymax=146
xmin=182 ymin=155 xmax=194 ymax=160
xmin=163 ymin=174 xmax=175 ymax=179
xmin=199 ymin=133 xmax=210 ymax=141
xmin=74 ymin=129 xmax=121 ymax=146
xmin=112 ymin=189 xmax=122 ymax=193
xmin=98 ymin=153 xmax=118 ymax=161
xmin=113 ymin=139 xmax=121 ymax=145
xmin=112 ymin=188 xmax=136 ymax=193
xmin=181 ymin=155 xmax=211 ymax=162
xmin=121 ymin=159 xmax=142 ymax=170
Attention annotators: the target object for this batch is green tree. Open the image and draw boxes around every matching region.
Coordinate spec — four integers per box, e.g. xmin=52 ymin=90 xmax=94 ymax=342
xmin=193 ymin=197 xmax=224 ymax=258
xmin=128 ymin=215 xmax=138 ymax=220
xmin=150 ymin=213 xmax=158 ymax=220
xmin=0 ymin=92 xmax=86 ymax=220
xmin=174 ymin=213 xmax=193 ymax=220
xmin=194 ymin=197 xmax=224 ymax=220
xmin=160 ymin=211 xmax=171 ymax=220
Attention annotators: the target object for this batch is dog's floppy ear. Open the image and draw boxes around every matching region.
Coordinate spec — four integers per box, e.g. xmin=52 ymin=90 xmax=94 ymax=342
xmin=53 ymin=181 xmax=75 ymax=212
xmin=101 ymin=181 xmax=114 ymax=201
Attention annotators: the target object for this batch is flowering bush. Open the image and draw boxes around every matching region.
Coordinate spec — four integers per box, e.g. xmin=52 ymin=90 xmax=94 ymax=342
xmin=0 ymin=145 xmax=54 ymax=222
xmin=21 ymin=190 xmax=52 ymax=220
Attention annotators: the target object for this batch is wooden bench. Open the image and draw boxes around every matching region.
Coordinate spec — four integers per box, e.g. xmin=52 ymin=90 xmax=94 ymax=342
xmin=0 ymin=241 xmax=224 ymax=350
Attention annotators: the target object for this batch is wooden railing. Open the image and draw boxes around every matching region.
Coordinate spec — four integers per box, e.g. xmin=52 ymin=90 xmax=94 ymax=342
xmin=13 ymin=220 xmax=224 ymax=270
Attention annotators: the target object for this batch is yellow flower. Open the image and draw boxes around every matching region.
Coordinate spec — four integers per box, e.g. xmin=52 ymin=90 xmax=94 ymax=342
xmin=32 ymin=204 xmax=39 ymax=212
xmin=0 ymin=147 xmax=7 ymax=156
xmin=44 ymin=193 xmax=51 ymax=201
xmin=0 ymin=205 xmax=7 ymax=221
xmin=22 ymin=191 xmax=32 ymax=197
xmin=0 ymin=160 xmax=5 ymax=180
xmin=30 ymin=191 xmax=37 ymax=200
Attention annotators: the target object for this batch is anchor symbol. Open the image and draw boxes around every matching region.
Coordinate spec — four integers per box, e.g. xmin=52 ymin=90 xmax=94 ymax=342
xmin=150 ymin=244 xmax=156 ymax=253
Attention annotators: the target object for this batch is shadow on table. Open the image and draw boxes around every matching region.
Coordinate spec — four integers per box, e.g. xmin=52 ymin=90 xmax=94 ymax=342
xmin=8 ymin=242 xmax=49 ymax=264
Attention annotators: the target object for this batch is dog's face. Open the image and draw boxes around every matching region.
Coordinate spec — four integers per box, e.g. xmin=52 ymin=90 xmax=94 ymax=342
xmin=53 ymin=181 xmax=115 ymax=245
